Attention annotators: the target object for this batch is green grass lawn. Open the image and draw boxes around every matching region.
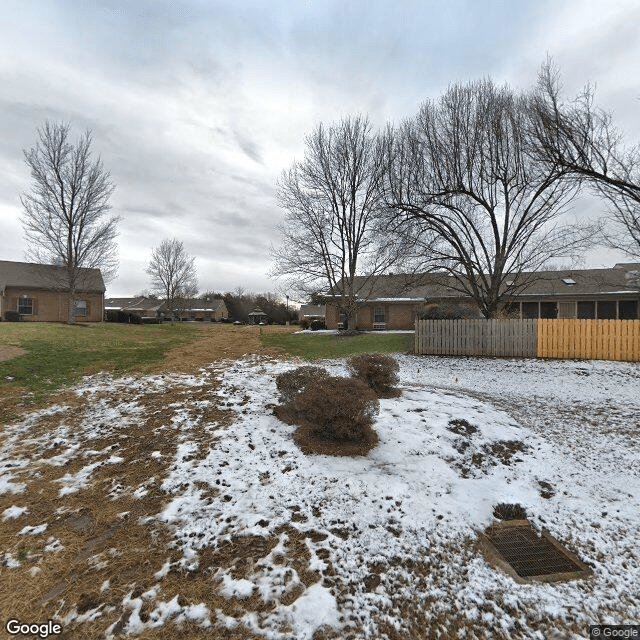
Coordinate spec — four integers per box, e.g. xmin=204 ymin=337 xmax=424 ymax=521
xmin=0 ymin=322 xmax=201 ymax=422
xmin=260 ymin=330 xmax=414 ymax=360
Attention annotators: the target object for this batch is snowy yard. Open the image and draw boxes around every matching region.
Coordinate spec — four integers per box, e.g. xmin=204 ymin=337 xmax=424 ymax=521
xmin=0 ymin=354 xmax=638 ymax=639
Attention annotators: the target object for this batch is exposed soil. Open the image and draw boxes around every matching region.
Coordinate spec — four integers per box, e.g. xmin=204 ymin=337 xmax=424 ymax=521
xmin=0 ymin=346 xmax=28 ymax=362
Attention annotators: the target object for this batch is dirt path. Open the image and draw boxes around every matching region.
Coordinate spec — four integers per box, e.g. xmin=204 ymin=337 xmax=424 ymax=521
xmin=156 ymin=324 xmax=295 ymax=373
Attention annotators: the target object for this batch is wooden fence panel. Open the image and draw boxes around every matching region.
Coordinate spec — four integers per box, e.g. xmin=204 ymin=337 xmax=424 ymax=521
xmin=536 ymin=319 xmax=640 ymax=361
xmin=415 ymin=318 xmax=640 ymax=361
xmin=414 ymin=319 xmax=538 ymax=358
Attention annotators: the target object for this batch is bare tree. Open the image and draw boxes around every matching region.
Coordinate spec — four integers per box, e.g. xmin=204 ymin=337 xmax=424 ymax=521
xmin=271 ymin=115 xmax=423 ymax=329
xmin=146 ymin=239 xmax=198 ymax=323
xmin=21 ymin=121 xmax=118 ymax=324
xmin=530 ymin=61 xmax=640 ymax=258
xmin=382 ymin=79 xmax=589 ymax=318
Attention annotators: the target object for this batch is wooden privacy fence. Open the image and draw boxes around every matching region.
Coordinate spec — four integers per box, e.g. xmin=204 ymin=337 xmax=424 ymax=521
xmin=415 ymin=318 xmax=640 ymax=361
xmin=415 ymin=319 xmax=537 ymax=357
xmin=537 ymin=319 xmax=640 ymax=361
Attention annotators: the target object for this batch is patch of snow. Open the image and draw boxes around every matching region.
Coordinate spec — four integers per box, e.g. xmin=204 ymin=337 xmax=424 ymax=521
xmin=18 ymin=523 xmax=48 ymax=535
xmin=2 ymin=553 xmax=22 ymax=568
xmin=286 ymin=583 xmax=341 ymax=638
xmin=220 ymin=574 xmax=255 ymax=599
xmin=154 ymin=559 xmax=172 ymax=579
xmin=44 ymin=537 xmax=64 ymax=553
xmin=2 ymin=505 xmax=27 ymax=520
xmin=0 ymin=475 xmax=26 ymax=494
xmin=56 ymin=461 xmax=104 ymax=496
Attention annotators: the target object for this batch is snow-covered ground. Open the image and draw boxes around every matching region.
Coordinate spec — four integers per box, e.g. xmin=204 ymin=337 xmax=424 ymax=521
xmin=1 ymin=354 xmax=638 ymax=639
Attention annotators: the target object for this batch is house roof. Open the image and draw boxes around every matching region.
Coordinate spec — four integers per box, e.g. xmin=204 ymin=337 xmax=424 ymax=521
xmin=299 ymin=304 xmax=325 ymax=317
xmin=104 ymin=297 xmax=166 ymax=312
xmin=330 ymin=263 xmax=640 ymax=302
xmin=187 ymin=298 xmax=226 ymax=312
xmin=104 ymin=296 xmax=227 ymax=313
xmin=0 ymin=260 xmax=105 ymax=292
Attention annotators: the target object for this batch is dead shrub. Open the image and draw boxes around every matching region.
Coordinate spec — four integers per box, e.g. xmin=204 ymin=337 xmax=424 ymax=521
xmin=292 ymin=377 xmax=379 ymax=455
xmin=275 ymin=366 xmax=329 ymax=405
xmin=347 ymin=353 xmax=400 ymax=397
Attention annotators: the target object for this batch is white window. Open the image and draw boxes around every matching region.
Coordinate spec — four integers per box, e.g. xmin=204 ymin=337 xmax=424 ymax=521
xmin=75 ymin=300 xmax=88 ymax=316
xmin=18 ymin=298 xmax=33 ymax=315
xmin=374 ymin=306 xmax=385 ymax=323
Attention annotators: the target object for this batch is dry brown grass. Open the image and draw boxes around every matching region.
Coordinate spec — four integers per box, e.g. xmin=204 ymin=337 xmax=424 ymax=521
xmin=0 ymin=323 xmax=355 ymax=639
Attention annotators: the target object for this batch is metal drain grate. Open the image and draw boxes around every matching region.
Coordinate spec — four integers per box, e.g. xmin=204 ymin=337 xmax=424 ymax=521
xmin=480 ymin=521 xmax=592 ymax=583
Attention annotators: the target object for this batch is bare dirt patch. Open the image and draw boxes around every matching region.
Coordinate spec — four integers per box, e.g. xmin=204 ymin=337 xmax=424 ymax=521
xmin=155 ymin=325 xmax=294 ymax=374
xmin=0 ymin=346 xmax=27 ymax=362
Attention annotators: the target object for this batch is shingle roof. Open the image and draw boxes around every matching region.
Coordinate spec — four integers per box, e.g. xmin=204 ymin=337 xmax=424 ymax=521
xmin=332 ymin=263 xmax=640 ymax=301
xmin=104 ymin=297 xmax=166 ymax=312
xmin=300 ymin=304 xmax=325 ymax=317
xmin=0 ymin=260 xmax=105 ymax=292
xmin=187 ymin=298 xmax=225 ymax=312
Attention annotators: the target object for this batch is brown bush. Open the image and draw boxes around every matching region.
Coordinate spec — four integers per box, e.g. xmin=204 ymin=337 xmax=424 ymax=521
xmin=347 ymin=352 xmax=400 ymax=397
xmin=275 ymin=365 xmax=330 ymax=405
xmin=292 ymin=377 xmax=379 ymax=455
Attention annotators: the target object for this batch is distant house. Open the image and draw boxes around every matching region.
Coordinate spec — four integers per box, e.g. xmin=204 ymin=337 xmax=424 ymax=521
xmin=104 ymin=296 xmax=228 ymax=323
xmin=104 ymin=297 xmax=167 ymax=323
xmin=299 ymin=304 xmax=325 ymax=322
xmin=176 ymin=297 xmax=228 ymax=322
xmin=0 ymin=260 xmax=105 ymax=322
xmin=325 ymin=263 xmax=640 ymax=330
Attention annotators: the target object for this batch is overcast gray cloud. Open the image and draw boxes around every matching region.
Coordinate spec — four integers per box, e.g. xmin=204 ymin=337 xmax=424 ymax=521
xmin=1 ymin=0 xmax=638 ymax=296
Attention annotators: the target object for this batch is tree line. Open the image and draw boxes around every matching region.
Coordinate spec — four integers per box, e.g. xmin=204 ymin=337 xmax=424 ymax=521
xmin=271 ymin=61 xmax=640 ymax=324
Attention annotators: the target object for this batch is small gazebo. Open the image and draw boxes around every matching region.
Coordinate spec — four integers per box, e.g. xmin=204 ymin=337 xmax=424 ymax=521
xmin=247 ymin=307 xmax=268 ymax=325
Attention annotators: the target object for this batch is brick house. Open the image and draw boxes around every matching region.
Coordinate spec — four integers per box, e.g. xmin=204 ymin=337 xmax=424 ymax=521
xmin=325 ymin=263 xmax=640 ymax=330
xmin=104 ymin=296 xmax=228 ymax=322
xmin=0 ymin=260 xmax=105 ymax=322
xmin=177 ymin=297 xmax=228 ymax=322
xmin=104 ymin=297 xmax=167 ymax=323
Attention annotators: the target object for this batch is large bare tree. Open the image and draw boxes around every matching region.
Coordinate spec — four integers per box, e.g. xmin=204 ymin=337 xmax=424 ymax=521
xmin=530 ymin=61 xmax=640 ymax=259
xmin=146 ymin=238 xmax=198 ymax=323
xmin=382 ymin=79 xmax=588 ymax=317
xmin=21 ymin=121 xmax=118 ymax=324
xmin=271 ymin=115 xmax=423 ymax=329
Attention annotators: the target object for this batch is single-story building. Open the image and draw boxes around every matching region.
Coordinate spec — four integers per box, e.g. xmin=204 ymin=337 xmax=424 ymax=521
xmin=325 ymin=263 xmax=640 ymax=330
xmin=0 ymin=260 xmax=105 ymax=322
xmin=176 ymin=297 xmax=228 ymax=322
xmin=104 ymin=297 xmax=167 ymax=323
xmin=105 ymin=296 xmax=228 ymax=322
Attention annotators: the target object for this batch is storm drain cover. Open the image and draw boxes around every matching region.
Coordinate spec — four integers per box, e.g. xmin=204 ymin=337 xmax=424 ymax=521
xmin=480 ymin=521 xmax=592 ymax=583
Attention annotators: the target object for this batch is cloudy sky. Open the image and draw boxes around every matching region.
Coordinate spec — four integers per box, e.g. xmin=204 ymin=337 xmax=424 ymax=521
xmin=1 ymin=0 xmax=639 ymax=297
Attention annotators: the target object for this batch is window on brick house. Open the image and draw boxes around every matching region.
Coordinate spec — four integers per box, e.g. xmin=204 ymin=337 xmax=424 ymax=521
xmin=75 ymin=300 xmax=88 ymax=316
xmin=374 ymin=306 xmax=385 ymax=323
xmin=18 ymin=298 xmax=33 ymax=315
